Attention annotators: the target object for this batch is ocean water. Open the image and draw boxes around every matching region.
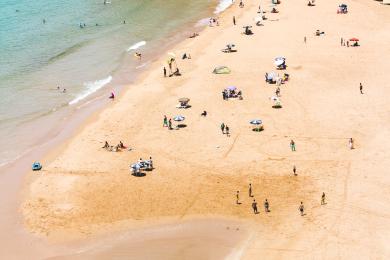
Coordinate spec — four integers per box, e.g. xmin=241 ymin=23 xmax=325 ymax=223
xmin=0 ymin=0 xmax=234 ymax=166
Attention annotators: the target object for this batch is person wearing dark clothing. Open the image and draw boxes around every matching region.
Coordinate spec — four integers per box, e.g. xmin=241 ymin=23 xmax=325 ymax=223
xmin=252 ymin=199 xmax=258 ymax=214
xmin=264 ymin=199 xmax=270 ymax=212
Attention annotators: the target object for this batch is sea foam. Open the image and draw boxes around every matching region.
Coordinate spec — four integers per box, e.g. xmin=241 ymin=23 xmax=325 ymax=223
xmin=69 ymin=76 xmax=112 ymax=105
xmin=214 ymin=0 xmax=233 ymax=14
xmin=127 ymin=41 xmax=146 ymax=52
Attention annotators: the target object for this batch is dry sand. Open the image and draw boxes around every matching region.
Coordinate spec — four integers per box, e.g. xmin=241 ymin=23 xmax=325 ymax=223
xmin=19 ymin=0 xmax=390 ymax=258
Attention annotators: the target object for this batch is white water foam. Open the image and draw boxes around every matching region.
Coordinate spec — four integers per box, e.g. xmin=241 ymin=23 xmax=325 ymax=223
xmin=127 ymin=41 xmax=146 ymax=52
xmin=69 ymin=76 xmax=112 ymax=105
xmin=214 ymin=0 xmax=234 ymax=14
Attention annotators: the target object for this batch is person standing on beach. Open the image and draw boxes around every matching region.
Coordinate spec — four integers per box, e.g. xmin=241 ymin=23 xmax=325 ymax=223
xmin=163 ymin=115 xmax=168 ymax=127
xmin=290 ymin=140 xmax=296 ymax=151
xmin=225 ymin=125 xmax=230 ymax=136
xmin=299 ymin=202 xmax=304 ymax=216
xmin=341 ymin=37 xmax=343 ymax=46
xmin=252 ymin=199 xmax=258 ymax=214
xmin=233 ymin=16 xmax=236 ymax=25
xmin=168 ymin=119 xmax=172 ymax=130
xmin=221 ymin=123 xmax=225 ymax=134
xmin=293 ymin=165 xmax=297 ymax=176
xmin=349 ymin=138 xmax=354 ymax=150
xmin=163 ymin=67 xmax=167 ymax=77
xmin=347 ymin=41 xmax=349 ymax=47
xmin=304 ymin=36 xmax=306 ymax=44
xmin=264 ymin=199 xmax=270 ymax=212
xmin=360 ymin=83 xmax=363 ymax=94
xmin=249 ymin=183 xmax=253 ymax=197
xmin=321 ymin=192 xmax=326 ymax=205
xmin=236 ymin=191 xmax=240 ymax=204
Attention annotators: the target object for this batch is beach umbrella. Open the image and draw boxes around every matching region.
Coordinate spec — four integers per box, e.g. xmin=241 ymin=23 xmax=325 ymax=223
xmin=178 ymin=98 xmax=190 ymax=103
xmin=349 ymin=38 xmax=359 ymax=41
xmin=274 ymin=59 xmax=285 ymax=66
xmin=250 ymin=119 xmax=262 ymax=125
xmin=226 ymin=86 xmax=237 ymax=91
xmin=267 ymin=72 xmax=277 ymax=80
xmin=173 ymin=115 xmax=185 ymax=121
xmin=213 ymin=66 xmax=231 ymax=74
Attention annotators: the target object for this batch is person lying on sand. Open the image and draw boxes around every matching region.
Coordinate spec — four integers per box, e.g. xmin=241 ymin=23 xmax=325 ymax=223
xmin=102 ymin=141 xmax=109 ymax=149
xmin=189 ymin=33 xmax=199 ymax=38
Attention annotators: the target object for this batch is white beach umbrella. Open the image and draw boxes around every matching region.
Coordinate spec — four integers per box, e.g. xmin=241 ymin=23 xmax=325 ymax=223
xmin=173 ymin=115 xmax=185 ymax=121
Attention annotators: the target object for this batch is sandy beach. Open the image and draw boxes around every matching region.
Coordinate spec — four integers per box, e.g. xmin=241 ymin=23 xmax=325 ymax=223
xmin=13 ymin=0 xmax=390 ymax=258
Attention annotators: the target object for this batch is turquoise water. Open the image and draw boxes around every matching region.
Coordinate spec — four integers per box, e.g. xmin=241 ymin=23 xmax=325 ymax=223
xmin=0 ymin=0 xmax=229 ymax=166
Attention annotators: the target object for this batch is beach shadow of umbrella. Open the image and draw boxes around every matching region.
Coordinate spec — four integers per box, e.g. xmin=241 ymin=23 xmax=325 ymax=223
xmin=132 ymin=172 xmax=146 ymax=177
xmin=177 ymin=124 xmax=187 ymax=128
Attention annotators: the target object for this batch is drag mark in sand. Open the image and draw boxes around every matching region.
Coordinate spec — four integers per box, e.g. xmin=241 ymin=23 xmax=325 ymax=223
xmin=223 ymin=133 xmax=240 ymax=158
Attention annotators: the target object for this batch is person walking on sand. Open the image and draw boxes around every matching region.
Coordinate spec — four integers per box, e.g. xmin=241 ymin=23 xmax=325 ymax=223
xmin=236 ymin=191 xmax=240 ymax=204
xmin=347 ymin=41 xmax=349 ymax=47
xmin=299 ymin=202 xmax=304 ymax=216
xmin=233 ymin=16 xmax=236 ymax=25
xmin=293 ymin=165 xmax=297 ymax=176
xmin=249 ymin=183 xmax=253 ymax=197
xmin=225 ymin=125 xmax=230 ymax=136
xmin=341 ymin=37 xmax=343 ymax=46
xmin=221 ymin=123 xmax=225 ymax=134
xmin=360 ymin=83 xmax=363 ymax=94
xmin=321 ymin=192 xmax=326 ymax=205
xmin=252 ymin=199 xmax=258 ymax=214
xmin=168 ymin=118 xmax=172 ymax=130
xmin=264 ymin=199 xmax=270 ymax=212
xmin=163 ymin=115 xmax=168 ymax=127
xmin=163 ymin=67 xmax=167 ymax=77
xmin=304 ymin=36 xmax=306 ymax=44
xmin=349 ymin=138 xmax=354 ymax=150
xmin=275 ymin=87 xmax=280 ymax=97
xmin=290 ymin=139 xmax=296 ymax=151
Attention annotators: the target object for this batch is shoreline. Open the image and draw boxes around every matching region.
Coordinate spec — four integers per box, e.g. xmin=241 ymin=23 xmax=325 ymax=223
xmin=5 ymin=0 xmax=390 ymax=258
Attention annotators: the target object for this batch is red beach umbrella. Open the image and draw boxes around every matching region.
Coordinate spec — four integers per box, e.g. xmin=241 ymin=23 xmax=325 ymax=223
xmin=349 ymin=38 xmax=359 ymax=41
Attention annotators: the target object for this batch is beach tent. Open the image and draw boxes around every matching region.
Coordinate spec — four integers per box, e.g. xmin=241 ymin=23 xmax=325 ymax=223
xmin=213 ymin=66 xmax=231 ymax=74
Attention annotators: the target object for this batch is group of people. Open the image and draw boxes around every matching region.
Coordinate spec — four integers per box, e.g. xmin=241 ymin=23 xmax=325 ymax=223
xmin=222 ymin=89 xmax=242 ymax=100
xmin=163 ymin=115 xmax=173 ymax=130
xmin=102 ymin=140 xmax=127 ymax=152
xmin=236 ymin=184 xmax=326 ymax=216
xmin=220 ymin=123 xmax=230 ymax=136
